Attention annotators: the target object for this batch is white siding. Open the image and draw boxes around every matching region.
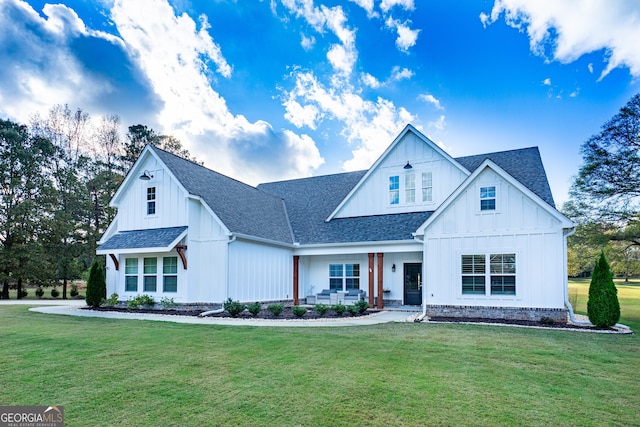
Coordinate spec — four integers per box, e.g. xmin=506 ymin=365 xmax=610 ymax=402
xmin=423 ymin=168 xmax=566 ymax=309
xmin=228 ymin=240 xmax=293 ymax=303
xmin=334 ymin=132 xmax=468 ymax=218
xmin=116 ymin=156 xmax=188 ymax=231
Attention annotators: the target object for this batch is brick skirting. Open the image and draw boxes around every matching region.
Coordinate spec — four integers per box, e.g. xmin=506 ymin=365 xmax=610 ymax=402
xmin=426 ymin=304 xmax=568 ymax=323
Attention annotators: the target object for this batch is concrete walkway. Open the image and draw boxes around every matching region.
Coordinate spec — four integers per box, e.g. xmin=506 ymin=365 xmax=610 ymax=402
xmin=0 ymin=300 xmax=419 ymax=327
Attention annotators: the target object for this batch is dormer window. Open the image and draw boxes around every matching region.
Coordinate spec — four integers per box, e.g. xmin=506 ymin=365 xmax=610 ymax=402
xmin=405 ymin=174 xmax=415 ymax=203
xmin=480 ymin=186 xmax=496 ymax=211
xmin=147 ymin=187 xmax=156 ymax=215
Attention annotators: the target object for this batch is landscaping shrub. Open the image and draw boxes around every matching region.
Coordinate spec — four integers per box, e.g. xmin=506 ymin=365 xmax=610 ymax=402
xmin=353 ymin=299 xmax=369 ymax=314
xmin=292 ymin=305 xmax=307 ymax=317
xmin=127 ymin=297 xmax=141 ymax=309
xmin=587 ymin=251 xmax=621 ymax=328
xmin=139 ymin=294 xmax=155 ymax=307
xmin=332 ymin=303 xmax=346 ymax=316
xmin=85 ymin=261 xmax=106 ymax=308
xmin=346 ymin=305 xmax=358 ymax=316
xmin=160 ymin=297 xmax=176 ymax=310
xmin=51 ymin=288 xmax=59 ymax=298
xmin=104 ymin=293 xmax=119 ymax=307
xmin=247 ymin=302 xmax=262 ymax=316
xmin=35 ymin=287 xmax=44 ymax=298
xmin=314 ymin=303 xmax=329 ymax=316
xmin=223 ymin=298 xmax=246 ymax=317
xmin=70 ymin=284 xmax=79 ymax=298
xmin=267 ymin=303 xmax=284 ymax=316
xmin=20 ymin=288 xmax=28 ymax=298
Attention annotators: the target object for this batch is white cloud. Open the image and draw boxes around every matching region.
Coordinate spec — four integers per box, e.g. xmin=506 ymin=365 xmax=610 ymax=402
xmin=391 ymin=66 xmax=414 ymax=81
xmin=111 ymin=0 xmax=323 ymax=183
xmin=385 ymin=17 xmax=420 ymax=52
xmin=380 ymin=0 xmax=415 ymax=13
xmin=418 ymin=94 xmax=444 ymax=110
xmin=429 ymin=115 xmax=446 ymax=131
xmin=588 ymin=63 xmax=594 ymax=74
xmin=301 ymin=33 xmax=315 ymax=50
xmin=349 ymin=0 xmax=376 ymax=17
xmin=481 ymin=0 xmax=640 ymax=79
xmin=542 ymin=78 xmax=552 ymax=86
xmin=361 ymin=73 xmax=382 ymax=88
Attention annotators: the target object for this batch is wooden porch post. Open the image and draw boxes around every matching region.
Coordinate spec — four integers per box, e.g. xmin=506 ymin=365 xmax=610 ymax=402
xmin=368 ymin=253 xmax=374 ymax=307
xmin=293 ymin=255 xmax=299 ymax=305
xmin=376 ymin=252 xmax=384 ymax=309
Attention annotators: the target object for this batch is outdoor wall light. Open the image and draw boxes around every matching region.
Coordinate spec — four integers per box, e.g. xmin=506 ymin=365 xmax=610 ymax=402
xmin=403 ymin=161 xmax=412 ymax=169
xmin=139 ymin=170 xmax=153 ymax=181
xmin=392 ymin=264 xmax=396 ymax=272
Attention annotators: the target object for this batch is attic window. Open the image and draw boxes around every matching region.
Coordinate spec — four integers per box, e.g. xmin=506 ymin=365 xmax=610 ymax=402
xmin=147 ymin=187 xmax=156 ymax=215
xmin=480 ymin=186 xmax=496 ymax=211
xmin=389 ymin=176 xmax=399 ymax=205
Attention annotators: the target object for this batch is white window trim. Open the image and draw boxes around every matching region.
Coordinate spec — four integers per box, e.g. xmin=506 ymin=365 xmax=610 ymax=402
xmin=459 ymin=251 xmax=517 ymax=298
xmin=146 ymin=185 xmax=158 ymax=217
xmin=121 ymin=255 xmax=182 ymax=296
xmin=328 ymin=263 xmax=361 ymax=291
xmin=477 ymin=183 xmax=499 ymax=214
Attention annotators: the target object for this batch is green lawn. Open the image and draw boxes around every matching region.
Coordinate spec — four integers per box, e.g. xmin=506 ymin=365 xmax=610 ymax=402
xmin=1 ymin=282 xmax=639 ymax=426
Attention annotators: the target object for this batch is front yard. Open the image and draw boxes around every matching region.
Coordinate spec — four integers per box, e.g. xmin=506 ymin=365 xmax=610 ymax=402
xmin=0 ymin=280 xmax=638 ymax=426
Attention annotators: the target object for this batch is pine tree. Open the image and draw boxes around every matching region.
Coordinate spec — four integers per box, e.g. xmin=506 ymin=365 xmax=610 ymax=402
xmin=587 ymin=251 xmax=621 ymax=327
xmin=85 ymin=261 xmax=106 ymax=308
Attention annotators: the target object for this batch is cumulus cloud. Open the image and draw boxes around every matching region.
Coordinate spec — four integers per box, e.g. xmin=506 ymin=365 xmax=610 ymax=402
xmin=111 ymin=0 xmax=324 ymax=184
xmin=361 ymin=73 xmax=382 ymax=88
xmin=385 ymin=17 xmax=420 ymax=52
xmin=480 ymin=0 xmax=640 ymax=79
xmin=542 ymin=78 xmax=551 ymax=86
xmin=380 ymin=0 xmax=415 ymax=13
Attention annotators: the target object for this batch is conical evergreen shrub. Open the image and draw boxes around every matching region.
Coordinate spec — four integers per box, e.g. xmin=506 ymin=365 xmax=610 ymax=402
xmin=587 ymin=251 xmax=620 ymax=328
xmin=85 ymin=261 xmax=106 ymax=308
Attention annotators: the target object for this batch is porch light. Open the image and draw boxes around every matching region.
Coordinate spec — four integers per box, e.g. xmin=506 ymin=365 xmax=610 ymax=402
xmin=139 ymin=170 xmax=153 ymax=181
xmin=392 ymin=264 xmax=396 ymax=272
xmin=403 ymin=161 xmax=412 ymax=169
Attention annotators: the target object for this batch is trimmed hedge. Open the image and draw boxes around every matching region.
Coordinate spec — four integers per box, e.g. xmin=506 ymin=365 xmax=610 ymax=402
xmin=85 ymin=261 xmax=106 ymax=308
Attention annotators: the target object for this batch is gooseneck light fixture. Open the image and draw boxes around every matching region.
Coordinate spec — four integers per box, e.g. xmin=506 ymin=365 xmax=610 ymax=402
xmin=403 ymin=161 xmax=412 ymax=169
xmin=139 ymin=170 xmax=153 ymax=181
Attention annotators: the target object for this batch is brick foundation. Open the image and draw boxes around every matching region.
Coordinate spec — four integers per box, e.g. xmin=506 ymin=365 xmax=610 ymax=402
xmin=426 ymin=304 xmax=568 ymax=323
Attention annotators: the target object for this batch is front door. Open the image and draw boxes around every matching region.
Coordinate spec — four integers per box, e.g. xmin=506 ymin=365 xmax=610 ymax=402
xmin=404 ymin=263 xmax=422 ymax=305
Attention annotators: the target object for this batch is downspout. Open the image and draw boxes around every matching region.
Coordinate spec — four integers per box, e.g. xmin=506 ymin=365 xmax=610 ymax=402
xmin=200 ymin=234 xmax=237 ymax=317
xmin=413 ymin=234 xmax=428 ymax=322
xmin=563 ymin=227 xmax=590 ymax=325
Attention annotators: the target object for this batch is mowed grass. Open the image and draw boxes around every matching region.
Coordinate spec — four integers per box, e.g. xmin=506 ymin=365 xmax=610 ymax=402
xmin=0 ymin=282 xmax=638 ymax=427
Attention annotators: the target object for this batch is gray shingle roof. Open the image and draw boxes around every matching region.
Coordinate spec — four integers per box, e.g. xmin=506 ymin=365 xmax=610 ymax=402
xmin=98 ymin=226 xmax=187 ymax=251
xmin=455 ymin=147 xmax=555 ymax=207
xmin=151 ymin=146 xmax=294 ymax=244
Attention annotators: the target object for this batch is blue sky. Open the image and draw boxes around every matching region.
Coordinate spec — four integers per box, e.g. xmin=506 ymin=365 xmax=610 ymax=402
xmin=1 ymin=0 xmax=639 ymax=207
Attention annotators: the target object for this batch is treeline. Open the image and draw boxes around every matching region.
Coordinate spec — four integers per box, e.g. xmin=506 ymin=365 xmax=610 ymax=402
xmin=0 ymin=104 xmax=197 ymax=299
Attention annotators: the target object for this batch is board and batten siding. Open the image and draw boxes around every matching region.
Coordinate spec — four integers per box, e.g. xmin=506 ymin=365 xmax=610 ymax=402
xmin=334 ymin=132 xmax=468 ymax=218
xmin=116 ymin=156 xmax=188 ymax=231
xmin=422 ymin=168 xmax=566 ymax=309
xmin=227 ymin=240 xmax=292 ymax=303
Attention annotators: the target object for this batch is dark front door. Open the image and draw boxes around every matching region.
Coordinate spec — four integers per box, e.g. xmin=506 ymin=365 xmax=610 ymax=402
xmin=404 ymin=263 xmax=422 ymax=305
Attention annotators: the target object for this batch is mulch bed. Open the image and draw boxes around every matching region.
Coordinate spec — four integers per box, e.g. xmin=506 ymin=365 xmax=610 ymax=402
xmin=84 ymin=306 xmax=378 ymax=320
xmin=428 ymin=316 xmax=613 ymax=331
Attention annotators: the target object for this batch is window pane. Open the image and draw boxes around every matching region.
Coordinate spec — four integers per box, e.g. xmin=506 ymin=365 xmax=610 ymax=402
xmin=480 ymin=199 xmax=495 ymax=211
xmin=144 ymin=258 xmax=157 ymax=274
xmin=163 ymin=257 xmax=178 ymax=274
xmin=389 ymin=176 xmax=399 ymax=205
xmin=389 ymin=190 xmax=399 ymax=205
xmin=462 ymin=276 xmax=485 ymax=294
xmin=125 ymin=258 xmax=138 ymax=274
xmin=143 ymin=276 xmax=157 ymax=292
xmin=422 ymin=172 xmax=432 ymax=187
xmin=422 ymin=187 xmax=432 ymax=202
xmin=329 ymin=278 xmax=342 ymax=290
xmin=329 ymin=264 xmax=343 ymax=277
xmin=491 ymin=276 xmax=516 ymax=295
xmin=125 ymin=276 xmax=138 ymax=292
xmin=147 ymin=201 xmax=156 ymax=215
xmin=346 ymin=278 xmax=360 ymax=290
xmin=480 ymin=186 xmax=495 ymax=198
xmin=345 ymin=264 xmax=359 ymax=277
xmin=462 ymin=255 xmax=485 ymax=274
xmin=147 ymin=187 xmax=156 ymax=200
xmin=163 ymin=276 xmax=177 ymax=293
xmin=389 ymin=176 xmax=399 ymax=190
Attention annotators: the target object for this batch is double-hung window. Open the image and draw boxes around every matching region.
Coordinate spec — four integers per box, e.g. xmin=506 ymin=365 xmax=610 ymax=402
xmin=147 ymin=187 xmax=156 ymax=215
xmin=422 ymin=172 xmax=433 ymax=202
xmin=461 ymin=255 xmax=486 ymax=294
xmin=389 ymin=176 xmax=399 ymax=205
xmin=329 ymin=263 xmax=360 ymax=291
xmin=163 ymin=256 xmax=178 ymax=293
xmin=405 ymin=174 xmax=415 ymax=203
xmin=480 ymin=186 xmax=496 ymax=211
xmin=143 ymin=257 xmax=157 ymax=292
xmin=461 ymin=253 xmax=516 ymax=296
xmin=125 ymin=258 xmax=138 ymax=292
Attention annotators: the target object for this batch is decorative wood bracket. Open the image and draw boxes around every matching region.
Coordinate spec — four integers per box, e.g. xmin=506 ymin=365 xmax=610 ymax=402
xmin=175 ymin=244 xmax=188 ymax=269
xmin=109 ymin=254 xmax=119 ymax=270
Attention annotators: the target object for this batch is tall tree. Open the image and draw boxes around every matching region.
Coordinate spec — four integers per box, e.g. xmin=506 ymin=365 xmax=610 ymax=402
xmin=0 ymin=120 xmax=55 ymax=299
xmin=569 ymin=93 xmax=640 ymax=248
